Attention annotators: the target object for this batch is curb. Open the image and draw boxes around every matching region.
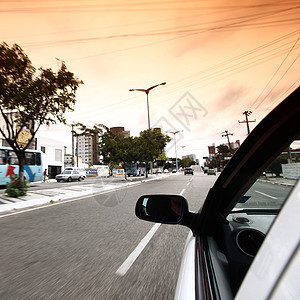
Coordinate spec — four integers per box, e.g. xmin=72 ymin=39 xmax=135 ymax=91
xmin=258 ymin=179 xmax=296 ymax=187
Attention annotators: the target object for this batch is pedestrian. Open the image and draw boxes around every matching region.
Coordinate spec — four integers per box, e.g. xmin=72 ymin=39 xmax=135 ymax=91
xmin=43 ymin=169 xmax=48 ymax=182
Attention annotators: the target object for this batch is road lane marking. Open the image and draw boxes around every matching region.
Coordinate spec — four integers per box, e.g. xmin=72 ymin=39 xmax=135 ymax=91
xmin=180 ymin=189 xmax=186 ymax=195
xmin=255 ymin=190 xmax=278 ymax=199
xmin=116 ymin=223 xmax=161 ymax=276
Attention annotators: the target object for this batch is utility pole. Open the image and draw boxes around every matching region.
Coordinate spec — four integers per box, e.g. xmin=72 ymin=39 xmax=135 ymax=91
xmin=168 ymin=130 xmax=183 ymax=171
xmin=222 ymin=130 xmax=233 ymax=149
xmin=239 ymin=111 xmax=256 ymax=135
xmin=71 ymin=124 xmax=74 ymax=167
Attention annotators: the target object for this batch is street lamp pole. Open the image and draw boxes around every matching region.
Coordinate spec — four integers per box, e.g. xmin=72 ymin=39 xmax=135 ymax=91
xmin=130 ymin=82 xmax=166 ymax=176
xmin=169 ymin=130 xmax=183 ymax=171
xmin=129 ymin=82 xmax=166 ymax=129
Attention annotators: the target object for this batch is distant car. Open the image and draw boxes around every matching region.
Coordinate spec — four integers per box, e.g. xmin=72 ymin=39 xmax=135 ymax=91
xmin=172 ymin=169 xmax=177 ymax=173
xmin=207 ymin=168 xmax=216 ymax=175
xmin=56 ymin=170 xmax=82 ymax=182
xmin=203 ymin=167 xmax=209 ymax=174
xmin=163 ymin=169 xmax=169 ymax=173
xmin=184 ymin=167 xmax=193 ymax=175
xmin=157 ymin=169 xmax=162 ymax=174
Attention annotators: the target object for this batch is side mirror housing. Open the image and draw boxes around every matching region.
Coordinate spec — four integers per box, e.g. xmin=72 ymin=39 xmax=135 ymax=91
xmin=135 ymin=194 xmax=198 ymax=234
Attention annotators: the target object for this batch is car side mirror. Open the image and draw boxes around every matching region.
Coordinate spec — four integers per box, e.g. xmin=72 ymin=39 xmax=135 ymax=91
xmin=135 ymin=194 xmax=198 ymax=234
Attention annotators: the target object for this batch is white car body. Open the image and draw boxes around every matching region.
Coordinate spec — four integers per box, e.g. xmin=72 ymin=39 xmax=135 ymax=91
xmin=55 ymin=170 xmax=81 ymax=182
xmin=64 ymin=167 xmax=86 ymax=179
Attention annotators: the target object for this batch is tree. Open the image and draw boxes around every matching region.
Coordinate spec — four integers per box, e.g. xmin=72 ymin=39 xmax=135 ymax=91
xmin=138 ymin=129 xmax=171 ymax=177
xmin=0 ymin=43 xmax=83 ymax=194
xmin=180 ymin=157 xmax=194 ymax=168
xmin=100 ymin=132 xmax=139 ymax=180
xmin=156 ymin=152 xmax=168 ymax=168
xmin=100 ymin=129 xmax=171 ymax=179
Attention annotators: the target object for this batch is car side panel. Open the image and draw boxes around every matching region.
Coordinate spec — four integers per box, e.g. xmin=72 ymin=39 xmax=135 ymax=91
xmin=174 ymin=232 xmax=197 ymax=300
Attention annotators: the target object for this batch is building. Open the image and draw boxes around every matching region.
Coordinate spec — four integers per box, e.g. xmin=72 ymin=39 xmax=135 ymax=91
xmin=36 ymin=135 xmax=65 ymax=179
xmin=110 ymin=127 xmax=130 ymax=138
xmin=77 ymin=134 xmax=99 ymax=165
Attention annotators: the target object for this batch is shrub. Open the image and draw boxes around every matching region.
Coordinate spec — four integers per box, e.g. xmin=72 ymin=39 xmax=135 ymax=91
xmin=6 ymin=175 xmax=29 ymax=197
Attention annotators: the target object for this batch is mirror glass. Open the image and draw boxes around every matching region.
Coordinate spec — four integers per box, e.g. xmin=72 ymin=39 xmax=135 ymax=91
xmin=135 ymin=195 xmax=186 ymax=224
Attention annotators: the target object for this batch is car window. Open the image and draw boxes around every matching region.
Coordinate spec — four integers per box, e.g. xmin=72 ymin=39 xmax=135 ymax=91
xmin=233 ymin=139 xmax=299 ymax=213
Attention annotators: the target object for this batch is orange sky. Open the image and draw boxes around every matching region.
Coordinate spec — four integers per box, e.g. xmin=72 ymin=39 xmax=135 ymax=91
xmin=1 ymin=0 xmax=299 ymax=160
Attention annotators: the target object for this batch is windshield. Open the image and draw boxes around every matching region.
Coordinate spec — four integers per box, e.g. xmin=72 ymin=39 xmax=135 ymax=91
xmin=63 ymin=171 xmax=72 ymax=174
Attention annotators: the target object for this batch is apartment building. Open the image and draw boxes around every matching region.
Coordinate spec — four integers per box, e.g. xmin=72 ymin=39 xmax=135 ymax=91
xmin=77 ymin=134 xmax=99 ymax=165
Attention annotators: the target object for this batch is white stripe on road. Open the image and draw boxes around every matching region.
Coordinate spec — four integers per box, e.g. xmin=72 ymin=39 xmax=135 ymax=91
xmin=116 ymin=223 xmax=161 ymax=276
xmin=255 ymin=190 xmax=278 ymax=199
xmin=116 ymin=179 xmax=192 ymax=276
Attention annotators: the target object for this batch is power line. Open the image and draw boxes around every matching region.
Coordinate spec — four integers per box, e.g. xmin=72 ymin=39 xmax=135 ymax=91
xmin=250 ymin=36 xmax=300 ymax=111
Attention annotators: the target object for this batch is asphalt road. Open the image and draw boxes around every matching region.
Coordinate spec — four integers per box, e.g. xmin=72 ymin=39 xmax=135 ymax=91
xmin=0 ymin=171 xmax=217 ymax=300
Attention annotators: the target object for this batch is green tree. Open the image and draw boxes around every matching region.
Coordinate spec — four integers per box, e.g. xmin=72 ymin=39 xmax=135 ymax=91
xmin=137 ymin=129 xmax=171 ymax=177
xmin=100 ymin=132 xmax=139 ymax=180
xmin=156 ymin=152 xmax=168 ymax=168
xmin=100 ymin=129 xmax=171 ymax=179
xmin=180 ymin=157 xmax=193 ymax=168
xmin=0 ymin=43 xmax=83 ymax=195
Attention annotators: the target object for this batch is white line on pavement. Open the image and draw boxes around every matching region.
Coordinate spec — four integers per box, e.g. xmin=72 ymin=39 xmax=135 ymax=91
xmin=255 ymin=190 xmax=278 ymax=199
xmin=116 ymin=223 xmax=161 ymax=276
xmin=180 ymin=189 xmax=186 ymax=195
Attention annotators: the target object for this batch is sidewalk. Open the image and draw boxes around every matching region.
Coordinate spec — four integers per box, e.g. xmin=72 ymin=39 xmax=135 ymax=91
xmin=258 ymin=176 xmax=297 ymax=187
xmin=0 ymin=174 xmax=168 ymax=213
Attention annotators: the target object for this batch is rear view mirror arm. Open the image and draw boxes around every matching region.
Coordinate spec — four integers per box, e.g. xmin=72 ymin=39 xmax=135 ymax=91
xmin=181 ymin=211 xmax=199 ymax=236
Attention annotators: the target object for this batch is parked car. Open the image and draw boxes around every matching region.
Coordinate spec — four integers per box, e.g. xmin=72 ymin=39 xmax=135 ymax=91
xmin=56 ymin=170 xmax=82 ymax=182
xmin=184 ymin=167 xmax=194 ymax=175
xmin=164 ymin=169 xmax=169 ymax=173
xmin=135 ymin=87 xmax=300 ymax=299
xmin=64 ymin=167 xmax=86 ymax=179
xmin=207 ymin=168 xmax=216 ymax=175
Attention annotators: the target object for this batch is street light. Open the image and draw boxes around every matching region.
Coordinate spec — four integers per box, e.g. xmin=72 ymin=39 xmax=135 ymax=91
xmin=169 ymin=130 xmax=183 ymax=171
xmin=129 ymin=82 xmax=166 ymax=129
